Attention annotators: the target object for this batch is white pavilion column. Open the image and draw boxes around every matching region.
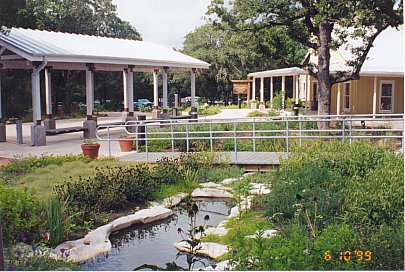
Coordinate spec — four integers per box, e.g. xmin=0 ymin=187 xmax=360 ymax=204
xmin=152 ymin=69 xmax=160 ymax=119
xmin=259 ymin=77 xmax=265 ymax=111
xmin=0 ymin=71 xmax=5 ymax=142
xmin=44 ymin=67 xmax=55 ymax=130
xmin=270 ymin=76 xmax=274 ymax=109
xmin=295 ymin=75 xmax=299 ymax=104
xmin=191 ymin=68 xmax=196 ymax=108
xmin=281 ymin=76 xmax=286 ymax=110
xmin=337 ymin=83 xmax=341 ymax=116
xmin=162 ymin=68 xmax=168 ymax=113
xmin=83 ymin=66 xmax=96 ymax=138
xmin=153 ymin=69 xmax=159 ymax=110
xmin=32 ymin=68 xmax=41 ymax=125
xmin=123 ymin=69 xmax=129 ymax=112
xmin=128 ymin=67 xmax=134 ymax=116
xmin=252 ymin=78 xmax=256 ymax=101
xmin=30 ymin=65 xmax=46 ymax=146
xmin=373 ymin=76 xmax=377 ymax=118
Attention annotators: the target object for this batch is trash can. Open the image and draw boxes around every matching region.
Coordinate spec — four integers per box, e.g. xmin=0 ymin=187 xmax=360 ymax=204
xmin=293 ymin=103 xmax=300 ymax=116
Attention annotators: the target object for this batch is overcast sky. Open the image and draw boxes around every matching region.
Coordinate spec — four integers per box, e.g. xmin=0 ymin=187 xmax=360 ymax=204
xmin=112 ymin=0 xmax=212 ymax=49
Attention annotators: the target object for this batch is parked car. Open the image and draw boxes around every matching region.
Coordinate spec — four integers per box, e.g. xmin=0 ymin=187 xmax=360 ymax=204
xmin=133 ymin=99 xmax=153 ymax=108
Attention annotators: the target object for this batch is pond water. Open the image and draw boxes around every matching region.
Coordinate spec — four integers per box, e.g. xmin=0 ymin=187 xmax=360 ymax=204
xmin=83 ymin=198 xmax=234 ymax=271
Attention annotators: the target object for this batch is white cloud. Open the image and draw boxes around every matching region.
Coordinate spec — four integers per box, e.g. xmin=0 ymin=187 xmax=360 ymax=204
xmin=112 ymin=0 xmax=211 ymax=49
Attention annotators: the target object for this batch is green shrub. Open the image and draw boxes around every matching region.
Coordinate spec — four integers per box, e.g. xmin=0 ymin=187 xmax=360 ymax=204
xmin=0 ymin=185 xmax=44 ymax=246
xmin=54 ymin=164 xmax=158 ymax=214
xmin=153 ymin=157 xmax=185 ymax=185
xmin=258 ymin=141 xmax=404 ymax=270
xmin=43 ymin=197 xmax=73 ymax=247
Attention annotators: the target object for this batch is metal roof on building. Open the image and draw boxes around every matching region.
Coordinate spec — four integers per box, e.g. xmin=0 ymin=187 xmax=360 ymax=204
xmin=0 ymin=27 xmax=210 ymax=70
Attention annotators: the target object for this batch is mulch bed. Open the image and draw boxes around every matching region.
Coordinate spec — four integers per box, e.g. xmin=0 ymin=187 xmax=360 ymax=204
xmin=0 ymin=157 xmax=12 ymax=166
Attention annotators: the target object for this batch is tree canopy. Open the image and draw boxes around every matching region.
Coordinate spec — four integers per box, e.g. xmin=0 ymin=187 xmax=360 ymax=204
xmin=207 ymin=0 xmax=403 ymax=115
xmin=0 ymin=0 xmax=143 ymax=118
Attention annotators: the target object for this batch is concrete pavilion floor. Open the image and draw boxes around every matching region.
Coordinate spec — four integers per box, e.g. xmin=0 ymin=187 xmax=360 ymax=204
xmin=0 ymin=109 xmax=259 ymax=160
xmin=0 ymin=109 xmax=402 ymax=161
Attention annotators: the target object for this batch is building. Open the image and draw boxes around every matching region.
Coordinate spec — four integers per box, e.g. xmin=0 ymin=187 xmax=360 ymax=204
xmin=246 ymin=26 xmax=404 ymax=115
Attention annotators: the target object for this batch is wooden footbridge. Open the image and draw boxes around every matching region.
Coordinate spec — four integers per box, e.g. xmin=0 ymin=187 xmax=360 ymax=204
xmin=119 ymin=151 xmax=287 ymax=171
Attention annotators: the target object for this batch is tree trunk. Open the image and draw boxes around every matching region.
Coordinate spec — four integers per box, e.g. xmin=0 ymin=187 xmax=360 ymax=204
xmin=317 ymin=22 xmax=333 ymax=129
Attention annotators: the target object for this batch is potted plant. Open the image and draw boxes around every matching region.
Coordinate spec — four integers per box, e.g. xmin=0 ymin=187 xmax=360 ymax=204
xmin=118 ymin=134 xmax=135 ymax=152
xmin=251 ymin=99 xmax=257 ymax=109
xmin=81 ymin=138 xmax=100 ymax=159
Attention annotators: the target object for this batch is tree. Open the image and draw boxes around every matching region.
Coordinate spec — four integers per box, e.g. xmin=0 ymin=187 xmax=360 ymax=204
xmin=179 ymin=21 xmax=306 ymax=103
xmin=208 ymin=0 xmax=403 ymax=121
xmin=0 ymin=0 xmax=143 ymax=117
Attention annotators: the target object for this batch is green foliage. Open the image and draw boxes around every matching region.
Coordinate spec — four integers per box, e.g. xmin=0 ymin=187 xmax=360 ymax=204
xmin=0 ymin=154 xmax=109 ymax=184
xmin=198 ymin=165 xmax=244 ymax=183
xmin=54 ymin=164 xmax=158 ymax=214
xmin=0 ymin=185 xmax=44 ymax=246
xmin=153 ymin=157 xmax=185 ymax=185
xmin=254 ymin=141 xmax=404 ymax=270
xmin=182 ymin=169 xmax=199 ymax=201
xmin=6 ymin=247 xmax=81 ymax=271
xmin=42 ymin=197 xmax=74 ymax=247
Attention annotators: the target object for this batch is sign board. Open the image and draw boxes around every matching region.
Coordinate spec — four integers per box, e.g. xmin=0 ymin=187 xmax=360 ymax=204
xmin=232 ymin=80 xmax=251 ymax=95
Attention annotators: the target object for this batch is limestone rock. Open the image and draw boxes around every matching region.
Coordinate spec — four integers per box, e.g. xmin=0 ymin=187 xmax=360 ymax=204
xmin=249 ymin=183 xmax=271 ymax=195
xmin=53 ymin=206 xmax=173 ymax=263
xmin=221 ymin=178 xmax=239 ymax=185
xmin=192 ymin=188 xmax=233 ymax=198
xmin=173 ymin=241 xmax=228 ymax=259
xmin=245 ymin=229 xmax=278 ymax=239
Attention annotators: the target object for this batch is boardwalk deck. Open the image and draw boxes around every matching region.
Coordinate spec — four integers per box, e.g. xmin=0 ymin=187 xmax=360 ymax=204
xmin=119 ymin=151 xmax=287 ymax=170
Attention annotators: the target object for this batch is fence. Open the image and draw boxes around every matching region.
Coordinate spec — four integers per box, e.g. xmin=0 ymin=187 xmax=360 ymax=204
xmin=95 ymin=114 xmax=404 ymax=160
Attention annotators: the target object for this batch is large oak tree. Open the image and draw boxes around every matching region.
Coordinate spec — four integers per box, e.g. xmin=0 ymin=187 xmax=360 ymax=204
xmin=208 ymin=0 xmax=403 ymax=121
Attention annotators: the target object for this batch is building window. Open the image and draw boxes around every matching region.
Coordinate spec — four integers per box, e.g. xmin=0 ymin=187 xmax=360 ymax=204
xmin=344 ymin=82 xmax=350 ymax=111
xmin=380 ymin=81 xmax=394 ymax=113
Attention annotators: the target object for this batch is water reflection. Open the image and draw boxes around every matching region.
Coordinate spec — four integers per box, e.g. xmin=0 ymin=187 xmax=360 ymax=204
xmin=83 ymin=198 xmax=233 ymax=271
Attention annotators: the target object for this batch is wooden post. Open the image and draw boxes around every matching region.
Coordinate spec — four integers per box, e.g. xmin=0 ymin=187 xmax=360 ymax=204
xmin=86 ymin=67 xmax=94 ymax=119
xmin=295 ymin=75 xmax=299 ymax=104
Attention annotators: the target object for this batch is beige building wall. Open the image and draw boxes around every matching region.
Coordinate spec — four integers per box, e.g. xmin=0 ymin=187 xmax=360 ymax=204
xmin=329 ymin=76 xmax=403 ymax=114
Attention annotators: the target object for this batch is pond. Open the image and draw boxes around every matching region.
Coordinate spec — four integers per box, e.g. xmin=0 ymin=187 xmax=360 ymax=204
xmin=83 ymin=198 xmax=234 ymax=271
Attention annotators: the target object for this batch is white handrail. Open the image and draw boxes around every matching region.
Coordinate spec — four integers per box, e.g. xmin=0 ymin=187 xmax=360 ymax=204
xmin=95 ymin=114 xmax=404 ymax=158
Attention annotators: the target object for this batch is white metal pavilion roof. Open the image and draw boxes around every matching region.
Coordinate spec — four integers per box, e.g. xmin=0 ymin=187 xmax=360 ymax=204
xmin=248 ymin=26 xmax=404 ymax=78
xmin=0 ymin=27 xmax=210 ymax=71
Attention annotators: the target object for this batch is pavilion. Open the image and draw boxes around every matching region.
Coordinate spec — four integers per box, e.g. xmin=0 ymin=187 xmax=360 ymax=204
xmin=0 ymin=27 xmax=209 ymax=146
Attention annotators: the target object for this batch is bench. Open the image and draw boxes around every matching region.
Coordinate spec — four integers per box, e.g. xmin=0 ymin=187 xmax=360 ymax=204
xmin=46 ymin=126 xmax=88 ymax=136
xmin=170 ymin=115 xmax=191 ymax=120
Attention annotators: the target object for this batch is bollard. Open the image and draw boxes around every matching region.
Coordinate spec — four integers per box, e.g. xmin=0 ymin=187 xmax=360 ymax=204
xmin=137 ymin=115 xmax=146 ymax=146
xmin=16 ymin=120 xmax=23 ymax=144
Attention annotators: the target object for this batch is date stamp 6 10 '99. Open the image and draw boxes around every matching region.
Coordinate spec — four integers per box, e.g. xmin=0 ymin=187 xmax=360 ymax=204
xmin=324 ymin=250 xmax=372 ymax=262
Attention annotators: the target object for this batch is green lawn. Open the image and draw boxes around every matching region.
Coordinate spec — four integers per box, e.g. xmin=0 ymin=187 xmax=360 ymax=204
xmin=12 ymin=160 xmax=135 ymax=200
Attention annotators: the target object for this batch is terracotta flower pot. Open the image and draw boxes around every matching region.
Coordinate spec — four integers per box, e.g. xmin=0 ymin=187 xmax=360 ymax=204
xmin=118 ymin=136 xmax=135 ymax=152
xmin=81 ymin=143 xmax=100 ymax=159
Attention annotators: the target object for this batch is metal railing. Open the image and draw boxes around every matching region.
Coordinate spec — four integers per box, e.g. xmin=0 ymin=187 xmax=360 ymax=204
xmin=95 ymin=114 xmax=404 ymax=159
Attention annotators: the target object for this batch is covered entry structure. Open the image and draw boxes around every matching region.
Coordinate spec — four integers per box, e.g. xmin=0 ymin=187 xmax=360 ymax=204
xmin=0 ymin=27 xmax=209 ymax=145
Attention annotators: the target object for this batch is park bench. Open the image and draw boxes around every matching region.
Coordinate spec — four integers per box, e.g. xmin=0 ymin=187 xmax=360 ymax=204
xmin=46 ymin=126 xmax=88 ymax=136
